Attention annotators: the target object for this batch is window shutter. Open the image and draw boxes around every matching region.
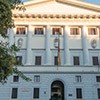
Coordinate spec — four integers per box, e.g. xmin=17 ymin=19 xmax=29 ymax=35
xmin=78 ymin=28 xmax=80 ymax=35
xmin=88 ymin=28 xmax=91 ymax=35
xmin=70 ymin=28 xmax=72 ymax=35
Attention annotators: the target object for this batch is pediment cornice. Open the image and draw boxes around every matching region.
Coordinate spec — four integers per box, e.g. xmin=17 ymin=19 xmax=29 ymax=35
xmin=23 ymin=0 xmax=100 ymax=12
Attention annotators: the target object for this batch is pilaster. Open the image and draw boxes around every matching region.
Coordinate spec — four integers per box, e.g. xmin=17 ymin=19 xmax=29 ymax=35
xmin=82 ymin=26 xmax=90 ymax=66
xmin=45 ymin=25 xmax=51 ymax=65
xmin=26 ymin=25 xmax=33 ymax=65
xmin=64 ymin=26 xmax=71 ymax=65
xmin=8 ymin=28 xmax=15 ymax=47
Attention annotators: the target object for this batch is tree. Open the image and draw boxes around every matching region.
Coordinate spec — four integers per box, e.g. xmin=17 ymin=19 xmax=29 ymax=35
xmin=0 ymin=0 xmax=31 ymax=84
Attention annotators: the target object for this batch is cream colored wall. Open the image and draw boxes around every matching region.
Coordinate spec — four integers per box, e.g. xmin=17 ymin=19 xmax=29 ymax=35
xmin=13 ymin=1 xmax=100 ymax=15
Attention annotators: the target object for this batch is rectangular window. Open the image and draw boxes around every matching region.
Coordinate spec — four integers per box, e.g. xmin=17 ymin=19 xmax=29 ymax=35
xmin=54 ymin=56 xmax=58 ymax=65
xmin=33 ymin=88 xmax=39 ymax=99
xmin=35 ymin=56 xmax=41 ymax=65
xmin=16 ymin=56 xmax=22 ymax=65
xmin=76 ymin=88 xmax=82 ymax=99
xmin=35 ymin=28 xmax=44 ymax=35
xmin=76 ymin=76 xmax=82 ymax=83
xmin=16 ymin=26 xmax=26 ymax=34
xmin=70 ymin=28 xmax=79 ymax=35
xmin=92 ymin=56 xmax=99 ymax=65
xmin=13 ymin=76 xmax=19 ymax=82
xmin=52 ymin=28 xmax=62 ymax=35
xmin=97 ymin=88 xmax=100 ymax=99
xmin=34 ymin=75 xmax=40 ymax=83
xmin=73 ymin=56 xmax=80 ymax=65
xmin=96 ymin=76 xmax=100 ymax=82
xmin=88 ymin=28 xmax=97 ymax=35
xmin=11 ymin=88 xmax=18 ymax=99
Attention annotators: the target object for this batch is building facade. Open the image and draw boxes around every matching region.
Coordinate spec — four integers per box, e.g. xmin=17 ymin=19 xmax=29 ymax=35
xmin=0 ymin=0 xmax=100 ymax=100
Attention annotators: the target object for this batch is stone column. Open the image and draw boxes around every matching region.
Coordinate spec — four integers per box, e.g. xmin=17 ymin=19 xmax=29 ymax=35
xmin=45 ymin=25 xmax=51 ymax=65
xmin=8 ymin=28 xmax=15 ymax=47
xmin=64 ymin=26 xmax=71 ymax=65
xmin=82 ymin=26 xmax=89 ymax=66
xmin=26 ymin=25 xmax=33 ymax=65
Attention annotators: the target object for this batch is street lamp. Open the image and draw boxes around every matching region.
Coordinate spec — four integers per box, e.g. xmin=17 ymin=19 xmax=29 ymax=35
xmin=54 ymin=32 xmax=61 ymax=65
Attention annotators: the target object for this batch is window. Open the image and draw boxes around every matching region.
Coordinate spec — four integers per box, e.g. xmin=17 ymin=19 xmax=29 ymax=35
xmin=11 ymin=88 xmax=18 ymax=99
xmin=76 ymin=76 xmax=82 ymax=83
xmin=88 ymin=28 xmax=97 ymax=35
xmin=97 ymin=88 xmax=100 ymax=99
xmin=16 ymin=56 xmax=22 ymax=65
xmin=96 ymin=76 xmax=100 ymax=82
xmin=92 ymin=56 xmax=99 ymax=65
xmin=33 ymin=88 xmax=39 ymax=99
xmin=13 ymin=76 xmax=19 ymax=82
xmin=73 ymin=56 xmax=80 ymax=65
xmin=76 ymin=88 xmax=82 ymax=99
xmin=35 ymin=56 xmax=41 ymax=65
xmin=35 ymin=28 xmax=44 ymax=35
xmin=34 ymin=75 xmax=40 ymax=83
xmin=52 ymin=28 xmax=62 ymax=35
xmin=16 ymin=26 xmax=26 ymax=34
xmin=70 ymin=28 xmax=79 ymax=35
xmin=54 ymin=56 xmax=58 ymax=65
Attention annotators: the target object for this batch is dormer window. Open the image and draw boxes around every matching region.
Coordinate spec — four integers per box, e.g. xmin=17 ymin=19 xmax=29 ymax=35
xmin=88 ymin=28 xmax=97 ymax=35
xmin=34 ymin=28 xmax=44 ymax=35
xmin=16 ymin=26 xmax=26 ymax=35
xmin=52 ymin=27 xmax=62 ymax=35
xmin=70 ymin=28 xmax=80 ymax=35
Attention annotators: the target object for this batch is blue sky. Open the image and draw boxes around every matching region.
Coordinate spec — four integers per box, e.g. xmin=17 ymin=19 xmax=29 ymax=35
xmin=22 ymin=0 xmax=100 ymax=5
xmin=84 ymin=0 xmax=100 ymax=5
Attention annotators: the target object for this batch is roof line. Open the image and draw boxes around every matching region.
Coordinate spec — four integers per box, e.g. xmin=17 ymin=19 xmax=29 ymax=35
xmin=23 ymin=0 xmax=100 ymax=12
xmin=57 ymin=0 xmax=100 ymax=12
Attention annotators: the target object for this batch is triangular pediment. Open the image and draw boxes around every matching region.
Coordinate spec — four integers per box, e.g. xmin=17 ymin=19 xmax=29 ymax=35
xmin=13 ymin=0 xmax=100 ymax=15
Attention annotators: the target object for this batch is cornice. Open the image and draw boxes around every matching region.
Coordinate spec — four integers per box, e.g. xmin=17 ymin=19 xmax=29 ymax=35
xmin=12 ymin=14 xmax=100 ymax=19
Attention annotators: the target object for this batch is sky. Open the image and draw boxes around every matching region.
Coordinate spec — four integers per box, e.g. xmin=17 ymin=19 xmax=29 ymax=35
xmin=22 ymin=0 xmax=100 ymax=5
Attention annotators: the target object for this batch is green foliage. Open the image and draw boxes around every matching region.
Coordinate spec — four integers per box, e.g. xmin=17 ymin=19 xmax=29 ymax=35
xmin=0 ymin=0 xmax=25 ymax=37
xmin=0 ymin=0 xmax=31 ymax=84
xmin=0 ymin=42 xmax=16 ymax=83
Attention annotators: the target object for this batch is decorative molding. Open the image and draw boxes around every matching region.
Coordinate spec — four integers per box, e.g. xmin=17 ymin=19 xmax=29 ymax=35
xmin=12 ymin=14 xmax=100 ymax=19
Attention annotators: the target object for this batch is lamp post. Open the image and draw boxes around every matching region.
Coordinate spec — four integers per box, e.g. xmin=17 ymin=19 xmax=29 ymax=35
xmin=54 ymin=32 xmax=61 ymax=66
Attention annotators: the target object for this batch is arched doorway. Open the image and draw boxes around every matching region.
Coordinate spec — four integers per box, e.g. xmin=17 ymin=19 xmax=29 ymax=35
xmin=51 ymin=80 xmax=64 ymax=100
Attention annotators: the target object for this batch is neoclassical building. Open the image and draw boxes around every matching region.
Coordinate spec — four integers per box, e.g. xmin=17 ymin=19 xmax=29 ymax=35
xmin=0 ymin=0 xmax=100 ymax=100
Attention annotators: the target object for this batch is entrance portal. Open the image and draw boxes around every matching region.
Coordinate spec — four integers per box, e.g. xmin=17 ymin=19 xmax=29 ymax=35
xmin=51 ymin=80 xmax=64 ymax=100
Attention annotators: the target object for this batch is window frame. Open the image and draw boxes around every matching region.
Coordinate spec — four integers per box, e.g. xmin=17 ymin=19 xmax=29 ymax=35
xmin=97 ymin=88 xmax=100 ymax=99
xmin=34 ymin=26 xmax=44 ymax=35
xmin=52 ymin=27 xmax=62 ymax=35
xmin=76 ymin=88 xmax=82 ymax=99
xmin=34 ymin=75 xmax=40 ymax=83
xmin=33 ymin=88 xmax=39 ymax=99
xmin=16 ymin=26 xmax=27 ymax=35
xmin=16 ymin=56 xmax=22 ymax=65
xmin=54 ymin=56 xmax=58 ymax=65
xmin=73 ymin=56 xmax=80 ymax=65
xmin=70 ymin=27 xmax=80 ymax=35
xmin=35 ymin=56 xmax=41 ymax=65
xmin=96 ymin=76 xmax=100 ymax=82
xmin=92 ymin=56 xmax=99 ymax=66
xmin=11 ymin=88 xmax=18 ymax=99
xmin=88 ymin=27 xmax=98 ymax=35
xmin=76 ymin=76 xmax=82 ymax=83
xmin=13 ymin=75 xmax=19 ymax=82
